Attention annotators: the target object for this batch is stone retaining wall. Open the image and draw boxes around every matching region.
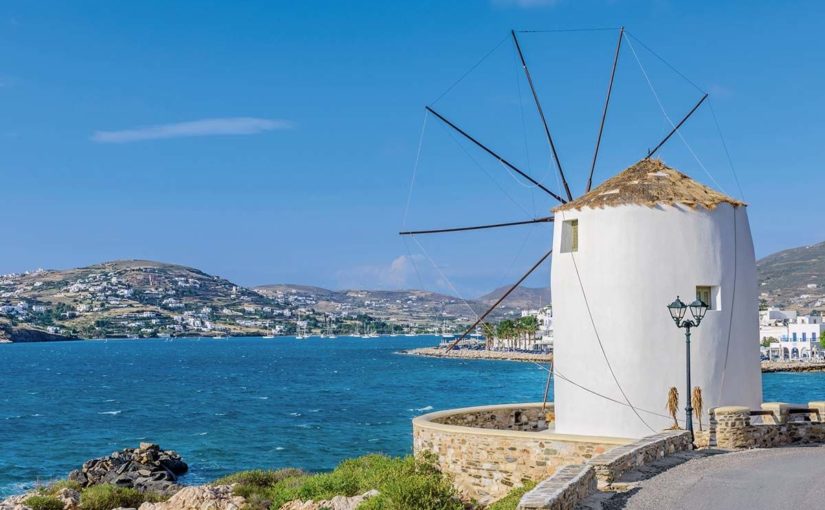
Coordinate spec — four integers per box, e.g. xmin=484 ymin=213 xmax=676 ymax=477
xmin=432 ymin=405 xmax=551 ymax=432
xmin=517 ymin=465 xmax=595 ymax=510
xmin=412 ymin=403 xmax=629 ymax=505
xmin=695 ymin=401 xmax=825 ymax=449
xmin=587 ymin=430 xmax=692 ymax=485
xmin=516 ymin=430 xmax=692 ymax=509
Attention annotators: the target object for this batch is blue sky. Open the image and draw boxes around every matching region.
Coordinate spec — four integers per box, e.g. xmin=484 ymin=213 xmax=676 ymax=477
xmin=1 ymin=1 xmax=822 ymax=296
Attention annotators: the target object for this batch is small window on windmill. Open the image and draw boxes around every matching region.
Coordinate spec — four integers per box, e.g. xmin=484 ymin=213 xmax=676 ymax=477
xmin=696 ymin=286 xmax=721 ymax=311
xmin=561 ymin=220 xmax=578 ymax=253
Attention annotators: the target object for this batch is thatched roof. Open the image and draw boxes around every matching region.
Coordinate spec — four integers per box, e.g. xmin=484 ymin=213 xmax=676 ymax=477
xmin=554 ymin=159 xmax=745 ymax=212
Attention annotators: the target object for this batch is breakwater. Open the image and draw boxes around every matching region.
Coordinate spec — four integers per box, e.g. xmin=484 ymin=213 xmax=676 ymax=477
xmin=398 ymin=347 xmax=552 ymax=363
xmin=761 ymin=360 xmax=825 ymax=373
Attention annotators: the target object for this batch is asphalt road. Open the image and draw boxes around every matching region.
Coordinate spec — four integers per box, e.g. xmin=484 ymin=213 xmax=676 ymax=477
xmin=584 ymin=445 xmax=825 ymax=510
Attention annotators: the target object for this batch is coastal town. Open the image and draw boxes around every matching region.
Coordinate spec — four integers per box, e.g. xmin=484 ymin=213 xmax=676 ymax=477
xmin=0 ymin=260 xmax=540 ymax=342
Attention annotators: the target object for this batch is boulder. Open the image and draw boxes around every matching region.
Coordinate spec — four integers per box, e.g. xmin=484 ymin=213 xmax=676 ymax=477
xmin=279 ymin=490 xmax=379 ymax=510
xmin=55 ymin=488 xmax=80 ymax=510
xmin=68 ymin=444 xmax=187 ymax=496
xmin=138 ymin=485 xmax=244 ymax=510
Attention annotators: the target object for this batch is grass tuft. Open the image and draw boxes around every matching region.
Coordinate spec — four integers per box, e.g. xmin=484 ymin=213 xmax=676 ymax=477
xmin=23 ymin=495 xmax=65 ymax=510
xmin=487 ymin=481 xmax=537 ymax=510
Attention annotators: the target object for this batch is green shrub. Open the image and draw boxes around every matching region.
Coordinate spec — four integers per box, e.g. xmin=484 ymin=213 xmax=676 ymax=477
xmin=214 ymin=469 xmax=306 ymax=489
xmin=24 ymin=495 xmax=64 ymax=510
xmin=43 ymin=480 xmax=82 ymax=496
xmin=215 ymin=453 xmax=461 ymax=510
xmin=487 ymin=481 xmax=537 ymax=510
xmin=78 ymin=485 xmax=151 ymax=510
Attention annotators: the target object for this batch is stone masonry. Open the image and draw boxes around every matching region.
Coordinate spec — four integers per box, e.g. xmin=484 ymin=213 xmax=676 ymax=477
xmin=413 ymin=404 xmax=626 ymax=504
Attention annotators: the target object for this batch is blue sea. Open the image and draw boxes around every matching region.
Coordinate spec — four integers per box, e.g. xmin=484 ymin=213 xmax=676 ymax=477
xmin=0 ymin=336 xmax=822 ymax=496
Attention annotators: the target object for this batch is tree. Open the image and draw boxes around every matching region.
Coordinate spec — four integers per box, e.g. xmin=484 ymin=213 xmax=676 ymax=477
xmin=482 ymin=323 xmax=495 ymax=350
xmin=819 ymin=331 xmax=825 ymax=351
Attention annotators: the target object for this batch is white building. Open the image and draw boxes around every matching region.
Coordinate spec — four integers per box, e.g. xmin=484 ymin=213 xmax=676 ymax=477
xmin=551 ymin=159 xmax=762 ymax=439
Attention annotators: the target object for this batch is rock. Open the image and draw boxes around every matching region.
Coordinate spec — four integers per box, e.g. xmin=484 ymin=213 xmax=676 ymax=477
xmin=279 ymin=489 xmax=379 ymax=510
xmin=138 ymin=485 xmax=244 ymax=510
xmin=55 ymin=488 xmax=81 ymax=510
xmin=68 ymin=444 xmax=187 ymax=496
xmin=0 ymin=494 xmax=31 ymax=510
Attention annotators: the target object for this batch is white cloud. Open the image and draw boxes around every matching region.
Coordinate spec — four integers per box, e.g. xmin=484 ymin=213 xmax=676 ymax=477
xmin=336 ymin=255 xmax=450 ymax=291
xmin=91 ymin=117 xmax=293 ymax=143
xmin=491 ymin=0 xmax=561 ymax=8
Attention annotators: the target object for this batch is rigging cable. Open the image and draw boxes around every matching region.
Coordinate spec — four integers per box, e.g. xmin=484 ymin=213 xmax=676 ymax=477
xmin=717 ymin=207 xmax=739 ymax=403
xmin=528 ymin=361 xmax=686 ymax=424
xmin=410 ymin=236 xmax=480 ymax=321
xmin=624 ymin=34 xmax=726 ymax=194
xmin=557 ymin=211 xmax=658 ymax=433
xmin=708 ymin=98 xmax=746 ymax=201
xmin=431 ymin=35 xmax=510 ymax=106
xmin=439 ymin=124 xmax=532 ymax=217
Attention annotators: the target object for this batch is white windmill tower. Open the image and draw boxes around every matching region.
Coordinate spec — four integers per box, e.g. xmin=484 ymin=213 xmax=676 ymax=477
xmin=401 ymin=28 xmax=761 ymax=439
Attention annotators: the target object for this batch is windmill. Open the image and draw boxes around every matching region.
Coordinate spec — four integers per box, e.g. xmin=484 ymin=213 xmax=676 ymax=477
xmin=400 ymin=28 xmax=761 ymax=439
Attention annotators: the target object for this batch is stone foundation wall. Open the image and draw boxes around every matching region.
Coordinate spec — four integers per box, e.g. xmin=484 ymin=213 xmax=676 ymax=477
xmin=694 ymin=401 xmax=825 ymax=449
xmin=433 ymin=405 xmax=552 ymax=432
xmin=516 ymin=430 xmax=691 ymax=510
xmin=413 ymin=403 xmax=627 ymax=505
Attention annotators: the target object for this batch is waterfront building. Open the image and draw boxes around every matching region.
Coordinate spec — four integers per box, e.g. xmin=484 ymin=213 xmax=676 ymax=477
xmin=551 ymin=159 xmax=761 ymax=439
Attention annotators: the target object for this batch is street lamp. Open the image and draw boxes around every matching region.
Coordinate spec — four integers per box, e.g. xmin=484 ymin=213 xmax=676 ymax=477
xmin=667 ymin=295 xmax=708 ymax=441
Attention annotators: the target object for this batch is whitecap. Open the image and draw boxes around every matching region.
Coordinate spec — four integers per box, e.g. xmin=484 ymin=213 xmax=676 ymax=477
xmin=288 ymin=412 xmax=302 ymax=417
xmin=214 ymin=412 xmax=227 ymax=416
xmin=409 ymin=406 xmax=433 ymax=412
xmin=256 ymin=396 xmax=269 ymax=400
xmin=195 ymin=432 xmax=208 ymax=436
xmin=98 ymin=410 xmax=121 ymax=416
xmin=274 ymin=447 xmax=285 ymax=451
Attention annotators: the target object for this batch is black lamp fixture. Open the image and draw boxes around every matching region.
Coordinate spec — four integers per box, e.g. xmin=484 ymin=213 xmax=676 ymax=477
xmin=666 ymin=295 xmax=709 ymax=442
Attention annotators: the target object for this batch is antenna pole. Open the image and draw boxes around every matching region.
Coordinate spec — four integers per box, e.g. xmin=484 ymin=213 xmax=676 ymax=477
xmin=587 ymin=26 xmax=624 ymax=193
xmin=645 ymin=93 xmax=709 ymax=159
xmin=445 ymin=248 xmax=553 ymax=352
xmin=511 ymin=30 xmax=573 ymax=201
xmin=426 ymin=106 xmax=566 ymax=204
xmin=399 ymin=216 xmax=553 ymax=236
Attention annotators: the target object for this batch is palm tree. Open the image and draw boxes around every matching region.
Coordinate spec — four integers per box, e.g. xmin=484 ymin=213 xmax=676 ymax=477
xmin=482 ymin=322 xmax=495 ymax=350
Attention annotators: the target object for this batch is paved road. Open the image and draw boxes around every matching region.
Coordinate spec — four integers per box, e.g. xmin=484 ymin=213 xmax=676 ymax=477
xmin=583 ymin=445 xmax=825 ymax=510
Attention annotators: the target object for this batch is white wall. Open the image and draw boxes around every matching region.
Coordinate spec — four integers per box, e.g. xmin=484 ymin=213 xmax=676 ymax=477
xmin=551 ymin=203 xmax=762 ymax=439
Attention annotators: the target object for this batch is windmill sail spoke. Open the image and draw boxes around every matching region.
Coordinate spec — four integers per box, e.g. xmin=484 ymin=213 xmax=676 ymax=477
xmin=399 ymin=216 xmax=553 ymax=236
xmin=445 ymin=248 xmax=553 ymax=352
xmin=425 ymin=106 xmax=567 ymax=204
xmin=587 ymin=27 xmax=624 ymax=193
xmin=511 ymin=30 xmax=573 ymax=202
xmin=645 ymin=93 xmax=709 ymax=159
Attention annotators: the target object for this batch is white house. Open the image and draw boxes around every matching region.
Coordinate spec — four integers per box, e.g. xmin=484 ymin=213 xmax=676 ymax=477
xmin=551 ymin=159 xmax=762 ymax=439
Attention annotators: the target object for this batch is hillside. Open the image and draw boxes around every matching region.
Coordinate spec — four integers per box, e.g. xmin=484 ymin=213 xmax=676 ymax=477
xmin=0 ymin=260 xmax=288 ymax=338
xmin=253 ymin=285 xmax=539 ymax=324
xmin=757 ymin=241 xmax=825 ymax=311
xmin=477 ymin=286 xmax=551 ymax=310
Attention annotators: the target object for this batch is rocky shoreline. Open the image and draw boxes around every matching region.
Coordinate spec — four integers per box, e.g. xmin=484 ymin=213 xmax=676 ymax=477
xmin=68 ymin=443 xmax=188 ymax=496
xmin=398 ymin=347 xmax=552 ymax=363
xmin=761 ymin=360 xmax=825 ymax=373
xmin=0 ymin=445 xmax=387 ymax=510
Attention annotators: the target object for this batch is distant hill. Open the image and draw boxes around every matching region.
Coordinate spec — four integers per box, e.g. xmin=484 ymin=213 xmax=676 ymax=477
xmin=757 ymin=241 xmax=825 ymax=311
xmin=0 ymin=259 xmax=282 ymax=338
xmin=254 ymin=284 xmax=550 ymax=323
xmin=477 ymin=286 xmax=551 ymax=310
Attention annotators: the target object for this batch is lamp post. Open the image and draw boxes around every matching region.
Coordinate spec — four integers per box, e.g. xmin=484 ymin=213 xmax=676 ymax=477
xmin=667 ymin=296 xmax=709 ymax=442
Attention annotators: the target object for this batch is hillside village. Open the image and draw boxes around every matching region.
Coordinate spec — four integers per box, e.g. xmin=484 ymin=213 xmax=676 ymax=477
xmin=0 ymin=241 xmax=821 ymax=343
xmin=0 ymin=260 xmax=538 ymax=341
